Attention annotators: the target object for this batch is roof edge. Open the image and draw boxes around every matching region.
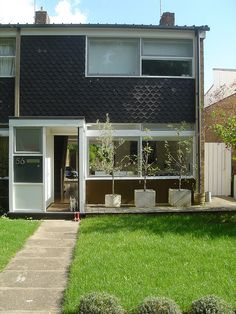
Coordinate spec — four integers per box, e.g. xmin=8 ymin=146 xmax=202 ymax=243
xmin=0 ymin=23 xmax=210 ymax=31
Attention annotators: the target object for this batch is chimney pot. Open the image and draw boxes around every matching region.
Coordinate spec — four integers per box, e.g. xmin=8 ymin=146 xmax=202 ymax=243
xmin=159 ymin=12 xmax=175 ymax=26
xmin=35 ymin=9 xmax=50 ymax=24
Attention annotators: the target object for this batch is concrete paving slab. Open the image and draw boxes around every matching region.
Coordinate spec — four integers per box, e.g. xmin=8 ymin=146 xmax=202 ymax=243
xmin=0 ymin=289 xmax=63 ymax=311
xmin=16 ymin=247 xmax=73 ymax=258
xmin=0 ymin=271 xmax=67 ymax=288
xmin=6 ymin=258 xmax=71 ymax=271
xmin=0 ymin=219 xmax=79 ymax=313
xmin=25 ymin=238 xmax=76 ymax=248
xmin=31 ymin=231 xmax=77 ymax=239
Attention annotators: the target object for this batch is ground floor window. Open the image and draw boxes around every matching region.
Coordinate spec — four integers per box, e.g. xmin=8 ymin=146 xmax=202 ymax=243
xmin=144 ymin=140 xmax=193 ymax=176
xmin=89 ymin=139 xmax=138 ymax=176
xmin=88 ymin=136 xmax=194 ymax=178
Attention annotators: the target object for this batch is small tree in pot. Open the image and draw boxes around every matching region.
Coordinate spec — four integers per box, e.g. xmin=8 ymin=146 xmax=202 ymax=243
xmin=134 ymin=132 xmax=159 ymax=208
xmin=165 ymin=122 xmax=193 ymax=207
xmin=90 ymin=113 xmax=125 ymax=207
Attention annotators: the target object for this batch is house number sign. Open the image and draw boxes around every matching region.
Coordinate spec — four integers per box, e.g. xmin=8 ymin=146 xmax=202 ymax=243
xmin=14 ymin=156 xmax=43 ymax=183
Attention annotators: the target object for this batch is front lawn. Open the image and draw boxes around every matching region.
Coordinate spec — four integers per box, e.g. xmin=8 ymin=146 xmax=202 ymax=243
xmin=63 ymin=214 xmax=236 ymax=313
xmin=0 ymin=217 xmax=40 ymax=271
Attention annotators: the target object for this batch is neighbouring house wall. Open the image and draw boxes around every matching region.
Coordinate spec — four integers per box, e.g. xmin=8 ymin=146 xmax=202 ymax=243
xmin=204 ymin=93 xmax=236 ymax=176
xmin=19 ymin=36 xmax=195 ymax=124
xmin=86 ymin=179 xmax=195 ymax=204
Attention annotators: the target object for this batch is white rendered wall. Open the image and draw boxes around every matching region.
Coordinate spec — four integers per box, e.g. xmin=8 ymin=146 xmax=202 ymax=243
xmin=205 ymin=68 xmax=236 ymax=107
xmin=14 ymin=185 xmax=44 ymax=211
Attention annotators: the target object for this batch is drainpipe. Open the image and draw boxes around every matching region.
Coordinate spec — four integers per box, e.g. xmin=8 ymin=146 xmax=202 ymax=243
xmin=195 ymin=29 xmax=201 ymax=194
xmin=14 ymin=27 xmax=21 ymax=117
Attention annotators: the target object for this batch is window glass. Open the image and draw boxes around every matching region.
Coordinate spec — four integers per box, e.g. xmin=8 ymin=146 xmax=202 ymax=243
xmin=142 ymin=39 xmax=193 ymax=57
xmin=88 ymin=38 xmax=139 ymax=76
xmin=0 ymin=137 xmax=9 ymax=178
xmin=143 ymin=140 xmax=193 ymax=176
xmin=15 ymin=128 xmax=42 ymax=153
xmin=142 ymin=59 xmax=192 ymax=76
xmin=89 ymin=140 xmax=138 ymax=175
xmin=0 ymin=38 xmax=15 ymax=77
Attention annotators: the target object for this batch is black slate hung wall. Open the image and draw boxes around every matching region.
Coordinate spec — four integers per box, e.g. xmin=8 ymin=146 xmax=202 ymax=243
xmin=0 ymin=78 xmax=14 ymax=123
xmin=20 ymin=35 xmax=195 ymax=123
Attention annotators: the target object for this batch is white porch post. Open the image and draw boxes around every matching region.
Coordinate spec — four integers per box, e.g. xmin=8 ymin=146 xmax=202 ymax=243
xmin=9 ymin=126 xmax=14 ymax=212
xmin=79 ymin=125 xmax=86 ymax=213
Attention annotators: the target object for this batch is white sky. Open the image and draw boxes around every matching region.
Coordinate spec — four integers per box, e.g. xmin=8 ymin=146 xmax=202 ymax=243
xmin=0 ymin=0 xmax=87 ymax=24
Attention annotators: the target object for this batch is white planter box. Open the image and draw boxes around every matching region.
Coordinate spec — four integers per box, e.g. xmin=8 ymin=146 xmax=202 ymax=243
xmin=134 ymin=189 xmax=156 ymax=208
xmin=168 ymin=189 xmax=191 ymax=207
xmin=105 ymin=194 xmax=121 ymax=207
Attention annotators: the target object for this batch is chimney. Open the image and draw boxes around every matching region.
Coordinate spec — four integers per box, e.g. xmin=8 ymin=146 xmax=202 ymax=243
xmin=159 ymin=12 xmax=175 ymax=26
xmin=35 ymin=7 xmax=50 ymax=24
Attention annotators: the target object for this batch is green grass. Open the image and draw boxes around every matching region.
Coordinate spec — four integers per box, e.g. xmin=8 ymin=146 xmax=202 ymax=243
xmin=63 ymin=214 xmax=236 ymax=313
xmin=0 ymin=217 xmax=40 ymax=271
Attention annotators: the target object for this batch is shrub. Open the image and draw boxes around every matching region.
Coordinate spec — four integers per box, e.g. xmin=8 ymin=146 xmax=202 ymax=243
xmin=137 ymin=296 xmax=182 ymax=314
xmin=190 ymin=295 xmax=234 ymax=314
xmin=78 ymin=292 xmax=124 ymax=314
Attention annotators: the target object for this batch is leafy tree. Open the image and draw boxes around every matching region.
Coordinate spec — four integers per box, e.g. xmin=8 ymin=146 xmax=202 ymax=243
xmin=213 ymin=115 xmax=236 ymax=150
xmin=165 ymin=122 xmax=193 ymax=190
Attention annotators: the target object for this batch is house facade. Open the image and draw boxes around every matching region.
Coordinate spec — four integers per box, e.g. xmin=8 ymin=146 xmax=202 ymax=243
xmin=0 ymin=11 xmax=209 ymax=213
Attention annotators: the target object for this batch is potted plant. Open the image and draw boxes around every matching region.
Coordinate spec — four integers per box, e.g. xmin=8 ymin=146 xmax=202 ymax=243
xmin=134 ymin=132 xmax=159 ymax=208
xmin=90 ymin=113 xmax=125 ymax=207
xmin=165 ymin=123 xmax=193 ymax=207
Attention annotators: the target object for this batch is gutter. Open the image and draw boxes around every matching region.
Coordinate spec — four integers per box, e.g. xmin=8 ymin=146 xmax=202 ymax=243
xmin=195 ymin=29 xmax=201 ymax=193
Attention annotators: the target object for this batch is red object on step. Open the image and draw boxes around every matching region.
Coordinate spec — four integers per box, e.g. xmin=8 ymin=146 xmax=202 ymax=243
xmin=74 ymin=212 xmax=80 ymax=222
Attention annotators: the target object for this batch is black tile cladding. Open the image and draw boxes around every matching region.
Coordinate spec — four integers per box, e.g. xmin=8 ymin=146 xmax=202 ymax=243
xmin=0 ymin=78 xmax=14 ymax=123
xmin=17 ymin=35 xmax=195 ymax=123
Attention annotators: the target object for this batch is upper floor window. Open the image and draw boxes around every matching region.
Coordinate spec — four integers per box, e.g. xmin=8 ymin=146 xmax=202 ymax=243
xmin=87 ymin=37 xmax=193 ymax=78
xmin=0 ymin=38 xmax=15 ymax=77
xmin=141 ymin=39 xmax=193 ymax=77
xmin=87 ymin=38 xmax=140 ymax=76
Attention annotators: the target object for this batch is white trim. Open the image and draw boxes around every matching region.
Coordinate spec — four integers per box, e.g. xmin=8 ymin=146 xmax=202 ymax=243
xmin=42 ymin=127 xmax=46 ymax=212
xmin=9 ymin=126 xmax=14 ymax=212
xmin=20 ymin=28 xmax=195 ymax=38
xmin=0 ymin=129 xmax=9 ymax=136
xmin=79 ymin=126 xmax=86 ymax=213
xmin=86 ymin=130 xmax=195 ymax=138
xmin=86 ymin=176 xmax=194 ymax=180
xmin=9 ymin=119 xmax=85 ymax=128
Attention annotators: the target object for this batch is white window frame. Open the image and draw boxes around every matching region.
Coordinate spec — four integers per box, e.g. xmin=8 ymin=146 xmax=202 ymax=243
xmin=0 ymin=38 xmax=16 ymax=78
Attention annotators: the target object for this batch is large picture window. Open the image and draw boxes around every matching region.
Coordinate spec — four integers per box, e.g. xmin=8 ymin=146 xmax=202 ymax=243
xmin=143 ymin=140 xmax=193 ymax=176
xmin=0 ymin=38 xmax=15 ymax=77
xmin=88 ymin=137 xmax=193 ymax=178
xmin=89 ymin=139 xmax=138 ymax=176
xmin=87 ymin=38 xmax=140 ymax=76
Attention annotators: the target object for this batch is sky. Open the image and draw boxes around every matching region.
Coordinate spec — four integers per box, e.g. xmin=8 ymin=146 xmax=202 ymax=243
xmin=0 ymin=0 xmax=236 ymax=91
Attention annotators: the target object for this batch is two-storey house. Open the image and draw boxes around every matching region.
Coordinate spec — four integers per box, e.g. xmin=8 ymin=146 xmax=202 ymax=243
xmin=0 ymin=10 xmax=209 ymax=213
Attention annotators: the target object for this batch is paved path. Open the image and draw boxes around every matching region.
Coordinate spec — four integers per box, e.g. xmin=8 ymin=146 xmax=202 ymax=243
xmin=0 ymin=220 xmax=79 ymax=314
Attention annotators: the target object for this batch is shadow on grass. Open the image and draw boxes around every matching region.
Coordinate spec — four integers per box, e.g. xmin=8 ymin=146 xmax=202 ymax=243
xmin=81 ymin=213 xmax=236 ymax=238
